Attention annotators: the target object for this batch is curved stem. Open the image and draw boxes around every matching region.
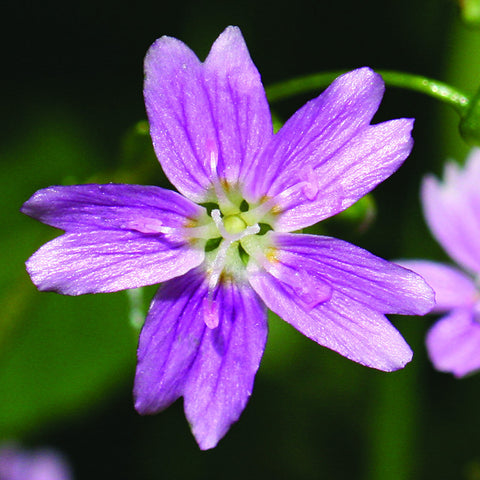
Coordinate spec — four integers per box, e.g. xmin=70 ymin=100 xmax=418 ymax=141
xmin=266 ymin=70 xmax=470 ymax=115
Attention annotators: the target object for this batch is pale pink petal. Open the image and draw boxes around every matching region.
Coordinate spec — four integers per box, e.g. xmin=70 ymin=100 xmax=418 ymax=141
xmin=396 ymin=260 xmax=477 ymax=313
xmin=426 ymin=308 xmax=480 ymax=377
xmin=422 ymin=154 xmax=480 ymax=274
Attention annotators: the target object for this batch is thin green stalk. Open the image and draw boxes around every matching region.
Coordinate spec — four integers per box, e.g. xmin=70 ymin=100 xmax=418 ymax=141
xmin=266 ymin=70 xmax=470 ymax=115
xmin=364 ymin=328 xmax=423 ymax=480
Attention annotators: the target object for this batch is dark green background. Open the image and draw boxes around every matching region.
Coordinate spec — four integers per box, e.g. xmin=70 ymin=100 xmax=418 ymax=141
xmin=2 ymin=0 xmax=479 ymax=478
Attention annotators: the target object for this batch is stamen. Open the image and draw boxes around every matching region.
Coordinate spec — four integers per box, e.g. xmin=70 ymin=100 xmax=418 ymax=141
xmin=473 ymin=300 xmax=480 ymax=319
xmin=207 ymin=236 xmax=231 ymax=291
xmin=206 ymin=140 xmax=238 ymax=214
xmin=208 ymin=139 xmax=218 ymax=177
xmin=203 ymin=239 xmax=230 ymax=329
xmin=211 ymin=209 xmax=227 ymax=236
xmin=181 ymin=224 xmax=219 ymax=239
xmin=127 ymin=218 xmax=216 ymax=240
xmin=127 ymin=218 xmax=174 ymax=234
xmin=302 ymin=165 xmax=319 ymax=201
xmin=202 ymin=296 xmax=220 ymax=329
xmin=203 ymin=209 xmax=260 ymax=328
xmin=208 ymin=211 xmax=260 ymax=288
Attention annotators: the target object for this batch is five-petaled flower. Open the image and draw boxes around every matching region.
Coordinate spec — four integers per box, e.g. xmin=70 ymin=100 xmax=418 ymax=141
xmin=22 ymin=26 xmax=434 ymax=449
xmin=399 ymin=149 xmax=480 ymax=378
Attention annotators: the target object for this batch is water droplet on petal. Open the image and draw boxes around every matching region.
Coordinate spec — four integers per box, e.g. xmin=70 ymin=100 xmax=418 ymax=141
xmin=127 ymin=218 xmax=167 ymax=234
xmin=270 ymin=266 xmax=331 ymax=311
xmin=302 ymin=166 xmax=319 ymax=201
xmin=295 ymin=272 xmax=331 ymax=310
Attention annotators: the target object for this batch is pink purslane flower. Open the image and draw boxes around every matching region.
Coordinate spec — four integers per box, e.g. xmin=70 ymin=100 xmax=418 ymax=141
xmin=400 ymin=149 xmax=480 ymax=378
xmin=0 ymin=444 xmax=72 ymax=480
xmin=22 ymin=26 xmax=434 ymax=449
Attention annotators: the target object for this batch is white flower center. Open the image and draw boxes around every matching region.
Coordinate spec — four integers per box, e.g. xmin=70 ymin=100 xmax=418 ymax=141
xmin=204 ymin=209 xmax=260 ymax=323
xmin=199 ymin=198 xmax=265 ymax=329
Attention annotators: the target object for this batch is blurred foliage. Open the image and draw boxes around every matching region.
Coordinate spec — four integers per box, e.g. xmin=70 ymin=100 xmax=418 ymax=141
xmin=0 ymin=111 xmax=137 ymax=440
xmin=459 ymin=0 xmax=480 ymax=25
xmin=459 ymin=88 xmax=480 ymax=146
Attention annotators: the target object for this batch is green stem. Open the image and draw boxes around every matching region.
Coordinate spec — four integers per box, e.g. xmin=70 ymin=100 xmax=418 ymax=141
xmin=266 ymin=70 xmax=470 ymax=115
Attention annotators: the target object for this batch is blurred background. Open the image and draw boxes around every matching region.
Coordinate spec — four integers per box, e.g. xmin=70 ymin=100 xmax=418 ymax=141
xmin=2 ymin=0 xmax=480 ymax=478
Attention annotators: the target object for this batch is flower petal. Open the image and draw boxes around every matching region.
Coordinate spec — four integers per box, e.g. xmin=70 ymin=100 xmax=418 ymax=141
xmin=249 ymin=267 xmax=412 ymax=371
xmin=21 ymin=184 xmax=204 ymax=232
xmin=243 ymin=68 xmax=393 ymax=204
xmin=26 ymin=230 xmax=204 ymax=295
xmin=396 ymin=260 xmax=477 ymax=313
xmin=247 ymin=233 xmax=435 ymax=371
xmin=274 ymin=118 xmax=414 ymax=231
xmin=422 ymin=151 xmax=480 ymax=274
xmin=183 ymin=279 xmax=267 ymax=450
xmin=0 ymin=445 xmax=72 ymax=480
xmin=426 ymin=308 xmax=480 ymax=377
xmin=144 ymin=26 xmax=272 ymax=202
xmin=134 ymin=272 xmax=207 ymax=414
xmin=203 ymin=26 xmax=273 ymax=185
xmin=267 ymin=233 xmax=435 ymax=315
xmin=134 ymin=269 xmax=268 ymax=450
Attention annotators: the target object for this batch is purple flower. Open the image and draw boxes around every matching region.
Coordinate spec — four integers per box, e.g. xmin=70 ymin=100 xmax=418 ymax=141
xmin=0 ymin=444 xmax=73 ymax=480
xmin=22 ymin=26 xmax=434 ymax=449
xmin=399 ymin=149 xmax=480 ymax=377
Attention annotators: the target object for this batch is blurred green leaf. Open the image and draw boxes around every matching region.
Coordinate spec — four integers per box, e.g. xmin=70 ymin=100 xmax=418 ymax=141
xmin=459 ymin=86 xmax=480 ymax=147
xmin=459 ymin=0 xmax=480 ymax=26
xmin=271 ymin=112 xmax=284 ymax=133
xmin=0 ymin=108 xmax=138 ymax=439
xmin=0 ymin=288 xmax=137 ymax=439
xmin=333 ymin=194 xmax=376 ymax=232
